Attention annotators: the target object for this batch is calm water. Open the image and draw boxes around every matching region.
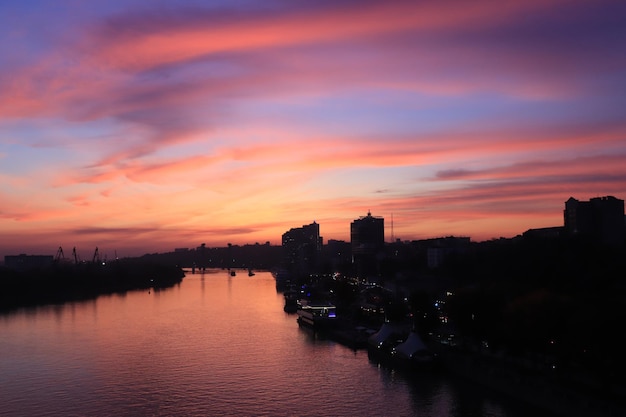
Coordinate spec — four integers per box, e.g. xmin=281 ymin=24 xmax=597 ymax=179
xmin=0 ymin=270 xmax=548 ymax=417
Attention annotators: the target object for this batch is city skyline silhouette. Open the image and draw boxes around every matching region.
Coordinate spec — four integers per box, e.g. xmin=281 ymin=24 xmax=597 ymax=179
xmin=2 ymin=194 xmax=624 ymax=264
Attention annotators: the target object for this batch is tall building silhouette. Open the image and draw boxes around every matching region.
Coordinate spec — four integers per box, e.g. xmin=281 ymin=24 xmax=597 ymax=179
xmin=564 ymin=196 xmax=625 ymax=245
xmin=350 ymin=211 xmax=384 ymax=278
xmin=282 ymin=221 xmax=322 ymax=274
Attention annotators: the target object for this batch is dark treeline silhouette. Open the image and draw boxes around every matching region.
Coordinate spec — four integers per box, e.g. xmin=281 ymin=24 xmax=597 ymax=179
xmin=441 ymin=235 xmax=626 ymax=388
xmin=0 ymin=257 xmax=184 ymax=313
xmin=138 ymin=242 xmax=282 ymax=270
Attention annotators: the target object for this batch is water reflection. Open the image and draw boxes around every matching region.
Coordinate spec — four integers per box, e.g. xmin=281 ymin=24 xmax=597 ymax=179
xmin=0 ymin=270 xmax=552 ymax=417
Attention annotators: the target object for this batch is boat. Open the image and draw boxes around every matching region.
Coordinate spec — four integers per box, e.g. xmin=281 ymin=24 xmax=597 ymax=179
xmin=272 ymin=268 xmax=292 ymax=290
xmin=329 ymin=325 xmax=377 ymax=350
xmin=248 ymin=268 xmax=255 ymax=276
xmin=284 ymin=298 xmax=298 ymax=313
xmin=296 ymin=301 xmax=337 ymax=329
xmin=230 ymin=269 xmax=236 ymax=276
xmin=283 ymin=286 xmax=299 ymax=313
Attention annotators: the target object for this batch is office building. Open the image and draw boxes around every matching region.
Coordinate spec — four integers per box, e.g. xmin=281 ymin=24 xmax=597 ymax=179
xmin=564 ymin=196 xmax=625 ymax=245
xmin=350 ymin=211 xmax=384 ymax=277
xmin=282 ymin=221 xmax=322 ymax=273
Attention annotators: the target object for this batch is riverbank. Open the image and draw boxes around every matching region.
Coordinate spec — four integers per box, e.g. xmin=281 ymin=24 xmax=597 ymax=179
xmin=0 ymin=259 xmax=185 ymax=313
xmin=297 ymin=312 xmax=626 ymax=417
xmin=437 ymin=347 xmax=626 ymax=417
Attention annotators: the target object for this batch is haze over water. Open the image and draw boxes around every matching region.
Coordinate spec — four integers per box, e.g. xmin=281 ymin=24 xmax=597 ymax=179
xmin=0 ymin=270 xmax=552 ymax=417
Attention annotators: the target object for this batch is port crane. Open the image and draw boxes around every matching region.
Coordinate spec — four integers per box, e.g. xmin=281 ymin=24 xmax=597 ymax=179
xmin=72 ymin=247 xmax=80 ymax=264
xmin=54 ymin=246 xmax=104 ymax=264
xmin=55 ymin=246 xmax=65 ymax=262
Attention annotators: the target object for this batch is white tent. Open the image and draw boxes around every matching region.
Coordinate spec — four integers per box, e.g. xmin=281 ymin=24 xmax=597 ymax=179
xmin=394 ymin=331 xmax=429 ymax=360
xmin=367 ymin=322 xmax=399 ymax=349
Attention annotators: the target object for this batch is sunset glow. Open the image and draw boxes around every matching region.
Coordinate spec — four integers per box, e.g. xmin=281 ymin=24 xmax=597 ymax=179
xmin=1 ymin=0 xmax=625 ymax=258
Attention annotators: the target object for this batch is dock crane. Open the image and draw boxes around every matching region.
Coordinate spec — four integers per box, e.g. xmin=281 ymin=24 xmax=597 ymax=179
xmin=55 ymin=246 xmax=65 ymax=262
xmin=72 ymin=247 xmax=80 ymax=264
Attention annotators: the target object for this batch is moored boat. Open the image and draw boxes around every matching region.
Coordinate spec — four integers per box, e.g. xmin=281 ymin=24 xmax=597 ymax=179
xmin=296 ymin=301 xmax=337 ymax=329
xmin=272 ymin=268 xmax=292 ymax=291
xmin=283 ymin=287 xmax=299 ymax=313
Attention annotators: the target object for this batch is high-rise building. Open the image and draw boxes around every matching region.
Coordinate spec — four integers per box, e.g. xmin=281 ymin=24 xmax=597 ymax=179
xmin=564 ymin=196 xmax=625 ymax=244
xmin=282 ymin=221 xmax=322 ymax=273
xmin=350 ymin=211 xmax=384 ymax=277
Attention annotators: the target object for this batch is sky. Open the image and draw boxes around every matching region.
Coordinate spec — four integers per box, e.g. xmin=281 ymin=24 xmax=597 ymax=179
xmin=1 ymin=0 xmax=626 ymax=259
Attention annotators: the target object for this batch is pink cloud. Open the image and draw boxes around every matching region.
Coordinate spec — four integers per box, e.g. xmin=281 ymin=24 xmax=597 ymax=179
xmin=1 ymin=0 xmax=625 ymax=255
xmin=88 ymin=1 xmax=550 ymax=71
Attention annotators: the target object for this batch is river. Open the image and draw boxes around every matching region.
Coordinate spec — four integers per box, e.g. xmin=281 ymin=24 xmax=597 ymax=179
xmin=0 ymin=270 xmax=553 ymax=416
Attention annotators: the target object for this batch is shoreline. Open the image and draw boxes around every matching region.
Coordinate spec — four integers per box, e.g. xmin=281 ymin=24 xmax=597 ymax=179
xmin=438 ymin=347 xmax=626 ymax=417
xmin=0 ymin=260 xmax=184 ymax=313
xmin=299 ymin=314 xmax=626 ymax=417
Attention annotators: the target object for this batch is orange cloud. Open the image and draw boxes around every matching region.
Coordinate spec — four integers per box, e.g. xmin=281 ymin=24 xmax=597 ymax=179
xmin=1 ymin=0 xmax=625 ymax=257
